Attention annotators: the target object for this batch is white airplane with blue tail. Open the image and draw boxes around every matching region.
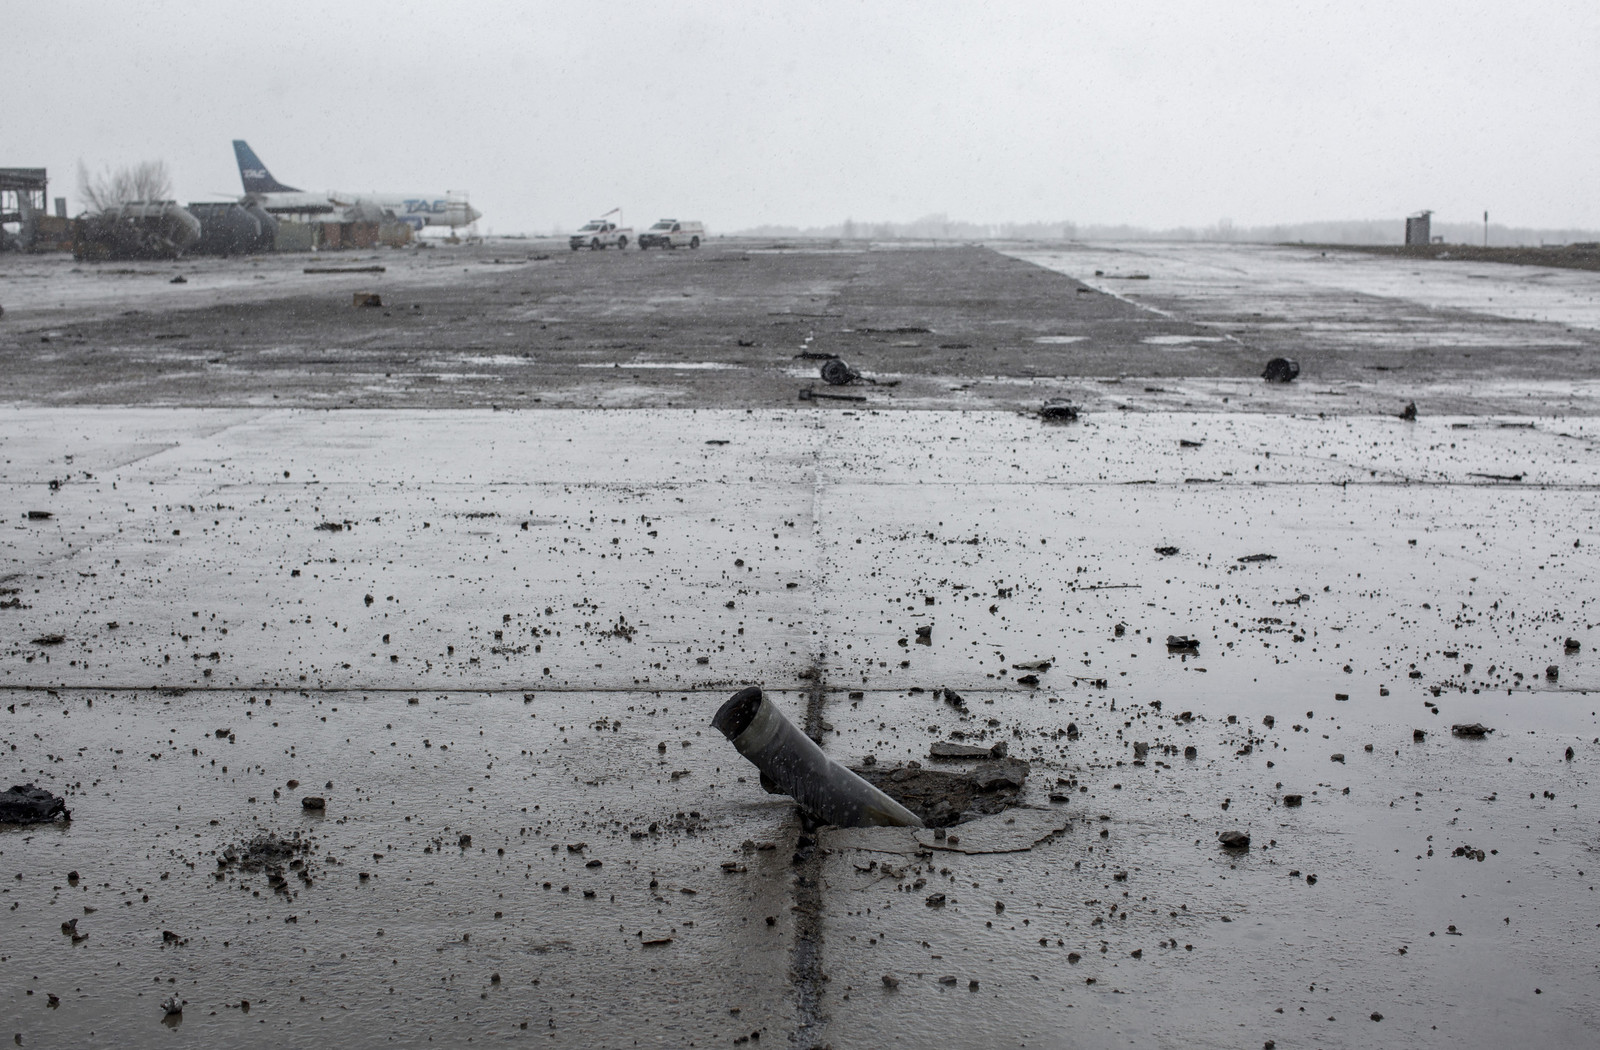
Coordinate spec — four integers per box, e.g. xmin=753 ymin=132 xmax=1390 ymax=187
xmin=232 ymin=140 xmax=480 ymax=229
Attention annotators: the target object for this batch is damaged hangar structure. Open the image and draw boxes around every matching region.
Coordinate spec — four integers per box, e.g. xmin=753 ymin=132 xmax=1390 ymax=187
xmin=1 ymin=167 xmax=72 ymax=252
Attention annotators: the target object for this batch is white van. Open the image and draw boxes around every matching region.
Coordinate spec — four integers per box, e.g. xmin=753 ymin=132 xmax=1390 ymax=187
xmin=638 ymin=219 xmax=704 ymax=250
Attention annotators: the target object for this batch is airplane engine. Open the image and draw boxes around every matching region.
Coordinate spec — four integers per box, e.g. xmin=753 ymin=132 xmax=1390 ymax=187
xmin=345 ymin=200 xmax=389 ymax=224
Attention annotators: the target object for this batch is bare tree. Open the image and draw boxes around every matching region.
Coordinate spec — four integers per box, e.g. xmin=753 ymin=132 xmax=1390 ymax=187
xmin=77 ymin=159 xmax=173 ymax=211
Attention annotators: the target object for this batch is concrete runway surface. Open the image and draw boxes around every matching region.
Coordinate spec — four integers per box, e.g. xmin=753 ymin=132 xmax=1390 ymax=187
xmin=1 ymin=240 xmax=1597 ymax=1048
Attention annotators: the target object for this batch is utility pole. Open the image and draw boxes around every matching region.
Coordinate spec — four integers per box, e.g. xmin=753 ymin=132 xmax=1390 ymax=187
xmin=1484 ymin=211 xmax=1489 ymax=248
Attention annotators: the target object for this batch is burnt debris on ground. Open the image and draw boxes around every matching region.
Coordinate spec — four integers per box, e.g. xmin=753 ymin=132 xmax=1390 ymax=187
xmin=216 ymin=831 xmax=323 ymax=896
xmin=0 ymin=783 xmax=70 ymax=824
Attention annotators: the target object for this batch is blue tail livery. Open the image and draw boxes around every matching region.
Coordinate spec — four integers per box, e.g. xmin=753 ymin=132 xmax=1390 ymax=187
xmin=233 ymin=140 xmax=301 ymax=194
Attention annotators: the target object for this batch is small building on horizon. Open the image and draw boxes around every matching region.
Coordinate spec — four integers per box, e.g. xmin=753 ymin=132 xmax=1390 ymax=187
xmin=1405 ymin=210 xmax=1432 ymax=246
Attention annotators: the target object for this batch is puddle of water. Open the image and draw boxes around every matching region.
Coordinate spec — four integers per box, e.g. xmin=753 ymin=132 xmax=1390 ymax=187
xmin=1007 ymin=243 xmax=1600 ymax=333
xmin=455 ymin=354 xmax=532 ymax=366
xmin=576 ymin=361 xmax=742 ymax=370
xmin=1143 ymin=334 xmax=1227 ymax=346
xmin=1034 ymin=336 xmax=1088 ymax=344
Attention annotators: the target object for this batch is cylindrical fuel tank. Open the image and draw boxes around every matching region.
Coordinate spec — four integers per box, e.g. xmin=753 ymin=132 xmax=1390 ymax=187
xmin=189 ymin=203 xmax=263 ymax=255
xmin=114 ymin=201 xmax=201 ymax=251
xmin=242 ymin=202 xmax=278 ymax=251
xmin=74 ymin=201 xmax=201 ymax=260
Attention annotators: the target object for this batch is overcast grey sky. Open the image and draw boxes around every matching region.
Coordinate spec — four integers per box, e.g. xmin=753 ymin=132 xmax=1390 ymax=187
xmin=6 ymin=0 xmax=1597 ymax=233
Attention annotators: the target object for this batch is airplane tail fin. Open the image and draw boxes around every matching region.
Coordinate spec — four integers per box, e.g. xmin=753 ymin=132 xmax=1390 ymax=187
xmin=232 ymin=140 xmax=300 ymax=194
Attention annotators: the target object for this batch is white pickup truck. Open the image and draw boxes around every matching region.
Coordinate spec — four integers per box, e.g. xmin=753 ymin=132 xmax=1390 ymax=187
xmin=637 ymin=219 xmax=704 ymax=250
xmin=569 ymin=219 xmax=632 ymax=251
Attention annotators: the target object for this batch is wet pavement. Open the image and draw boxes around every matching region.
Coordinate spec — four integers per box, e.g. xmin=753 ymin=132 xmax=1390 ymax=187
xmin=2 ymin=242 xmax=1598 ymax=1048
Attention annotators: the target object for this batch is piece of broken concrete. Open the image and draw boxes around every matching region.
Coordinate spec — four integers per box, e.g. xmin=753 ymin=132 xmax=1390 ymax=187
xmin=1451 ymin=723 xmax=1493 ymax=738
xmin=1218 ymin=830 xmax=1251 ymax=850
xmin=929 ymin=740 xmax=1009 ymax=760
xmin=824 ymin=807 xmax=1069 ymax=857
xmin=915 ymin=807 xmax=1070 ymax=854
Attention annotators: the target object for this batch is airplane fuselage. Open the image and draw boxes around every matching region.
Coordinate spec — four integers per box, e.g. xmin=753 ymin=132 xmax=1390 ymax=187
xmin=249 ymin=191 xmax=479 ymax=228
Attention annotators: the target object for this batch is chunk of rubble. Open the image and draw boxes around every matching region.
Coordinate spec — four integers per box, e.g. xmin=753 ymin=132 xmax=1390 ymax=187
xmin=1166 ymin=635 xmax=1199 ymax=653
xmin=0 ymin=783 xmax=70 ymax=824
xmin=929 ymin=740 xmax=1008 ymax=760
xmin=1218 ymin=830 xmax=1251 ymax=850
xmin=968 ymin=762 xmax=1028 ymax=791
xmin=1262 ymin=357 xmax=1300 ymax=383
xmin=1039 ymin=399 xmax=1080 ymax=422
xmin=1451 ymin=723 xmax=1493 ymax=738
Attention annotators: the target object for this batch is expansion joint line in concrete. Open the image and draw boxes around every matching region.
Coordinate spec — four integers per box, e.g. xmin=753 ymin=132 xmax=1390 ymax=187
xmin=786 ymin=431 xmax=832 ymax=1047
xmin=0 ymin=684 xmax=826 ymax=695
xmin=787 ymin=655 xmax=831 ymax=1048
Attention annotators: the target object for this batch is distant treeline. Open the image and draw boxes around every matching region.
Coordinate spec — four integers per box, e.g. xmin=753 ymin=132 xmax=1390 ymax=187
xmin=733 ymin=214 xmax=1600 ymax=247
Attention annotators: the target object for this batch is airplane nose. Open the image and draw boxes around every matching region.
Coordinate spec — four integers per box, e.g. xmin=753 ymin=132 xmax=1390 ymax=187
xmin=467 ymin=206 xmax=482 ymax=223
